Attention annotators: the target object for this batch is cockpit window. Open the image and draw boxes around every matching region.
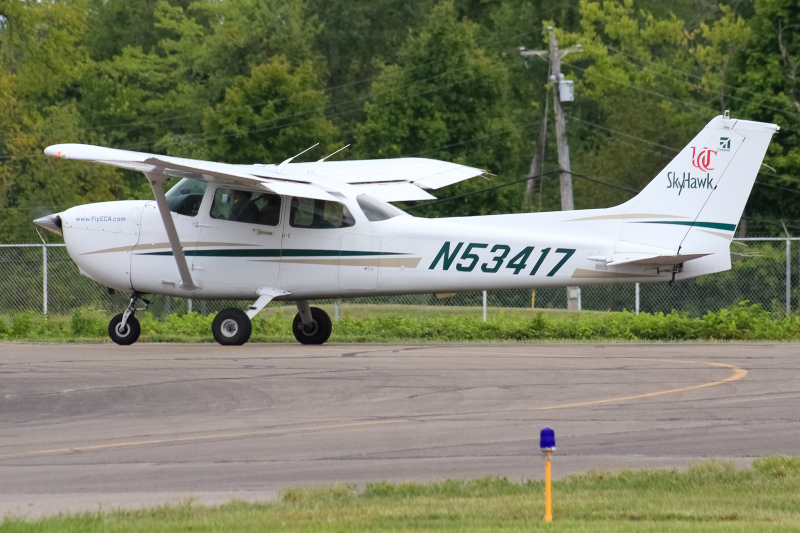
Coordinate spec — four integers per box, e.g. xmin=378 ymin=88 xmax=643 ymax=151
xmin=290 ymin=197 xmax=355 ymax=229
xmin=210 ymin=188 xmax=282 ymax=226
xmin=165 ymin=177 xmax=207 ymax=217
xmin=356 ymin=194 xmax=407 ymax=222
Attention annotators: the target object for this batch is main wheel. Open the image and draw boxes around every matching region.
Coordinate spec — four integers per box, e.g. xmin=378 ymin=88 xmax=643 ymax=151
xmin=109 ymin=314 xmax=141 ymax=345
xmin=212 ymin=308 xmax=252 ymax=346
xmin=292 ymin=307 xmax=332 ymax=345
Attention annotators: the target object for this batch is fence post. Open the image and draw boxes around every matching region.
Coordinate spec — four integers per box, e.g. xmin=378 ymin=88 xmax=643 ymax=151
xmin=635 ymin=283 xmax=640 ymax=315
xmin=187 ymin=298 xmax=192 ymax=314
xmin=482 ymin=290 xmax=487 ymax=322
xmin=334 ymin=298 xmax=341 ymax=321
xmin=42 ymin=244 xmax=48 ymax=316
xmin=787 ymin=238 xmax=791 ymax=314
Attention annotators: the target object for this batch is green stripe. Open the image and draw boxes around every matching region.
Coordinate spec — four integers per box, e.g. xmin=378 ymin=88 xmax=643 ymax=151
xmin=139 ymin=248 xmax=408 ymax=258
xmin=637 ymin=221 xmax=737 ymax=232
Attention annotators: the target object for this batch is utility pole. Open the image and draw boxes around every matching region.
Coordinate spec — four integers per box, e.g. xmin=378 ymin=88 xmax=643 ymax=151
xmin=548 ymin=27 xmax=574 ymax=212
xmin=520 ymin=27 xmax=582 ymax=311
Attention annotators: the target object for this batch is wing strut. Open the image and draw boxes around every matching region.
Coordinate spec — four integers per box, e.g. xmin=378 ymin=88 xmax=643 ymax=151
xmin=146 ymin=173 xmax=200 ymax=292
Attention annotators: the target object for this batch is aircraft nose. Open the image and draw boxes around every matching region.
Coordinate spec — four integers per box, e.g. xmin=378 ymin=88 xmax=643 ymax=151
xmin=33 ymin=214 xmax=63 ymax=236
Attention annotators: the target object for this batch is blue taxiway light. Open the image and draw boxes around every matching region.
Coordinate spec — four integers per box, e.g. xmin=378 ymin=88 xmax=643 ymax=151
xmin=540 ymin=427 xmax=555 ymax=450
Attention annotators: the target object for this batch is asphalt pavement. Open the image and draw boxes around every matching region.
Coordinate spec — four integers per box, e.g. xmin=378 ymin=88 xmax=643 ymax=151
xmin=1 ymin=342 xmax=798 ymax=517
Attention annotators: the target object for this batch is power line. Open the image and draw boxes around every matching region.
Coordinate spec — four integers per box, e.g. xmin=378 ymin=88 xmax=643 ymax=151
xmin=605 ymin=44 xmax=800 ymax=122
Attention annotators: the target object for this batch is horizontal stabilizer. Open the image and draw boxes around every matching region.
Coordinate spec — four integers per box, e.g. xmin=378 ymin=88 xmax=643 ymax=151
xmin=588 ymin=252 xmax=710 ymax=266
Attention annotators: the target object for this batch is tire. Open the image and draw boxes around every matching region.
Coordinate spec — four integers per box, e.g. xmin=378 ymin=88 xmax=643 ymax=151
xmin=212 ymin=308 xmax=252 ymax=346
xmin=292 ymin=307 xmax=332 ymax=345
xmin=109 ymin=314 xmax=141 ymax=345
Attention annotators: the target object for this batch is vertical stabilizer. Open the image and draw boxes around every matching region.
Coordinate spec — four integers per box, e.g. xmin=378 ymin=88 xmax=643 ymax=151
xmin=610 ymin=114 xmax=778 ymax=253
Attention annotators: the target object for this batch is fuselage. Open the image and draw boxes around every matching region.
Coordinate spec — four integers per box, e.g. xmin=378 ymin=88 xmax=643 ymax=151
xmin=54 ymin=180 xmax=731 ymax=302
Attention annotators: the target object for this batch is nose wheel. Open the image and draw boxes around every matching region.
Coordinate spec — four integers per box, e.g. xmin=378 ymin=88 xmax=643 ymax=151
xmin=109 ymin=313 xmax=141 ymax=345
xmin=109 ymin=292 xmax=147 ymax=345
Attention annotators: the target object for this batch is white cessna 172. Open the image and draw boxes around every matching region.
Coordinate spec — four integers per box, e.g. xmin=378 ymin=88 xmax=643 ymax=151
xmin=35 ymin=113 xmax=777 ymax=346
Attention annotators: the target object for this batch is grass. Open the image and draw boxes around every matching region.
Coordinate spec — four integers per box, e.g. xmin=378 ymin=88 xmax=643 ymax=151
xmin=2 ymin=458 xmax=800 ymax=531
xmin=2 ymin=300 xmax=800 ymax=343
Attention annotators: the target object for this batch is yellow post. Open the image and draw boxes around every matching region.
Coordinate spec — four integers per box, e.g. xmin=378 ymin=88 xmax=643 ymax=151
xmin=531 ymin=290 xmax=536 ymax=309
xmin=544 ymin=450 xmax=552 ymax=522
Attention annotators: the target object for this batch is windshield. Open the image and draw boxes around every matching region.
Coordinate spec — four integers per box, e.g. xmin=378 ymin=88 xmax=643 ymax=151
xmin=356 ymin=194 xmax=407 ymax=222
xmin=165 ymin=178 xmax=207 ymax=217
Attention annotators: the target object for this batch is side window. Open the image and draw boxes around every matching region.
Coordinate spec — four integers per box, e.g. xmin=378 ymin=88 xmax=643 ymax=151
xmin=210 ymin=188 xmax=281 ymax=226
xmin=289 ymin=197 xmax=355 ymax=229
xmin=165 ymin=178 xmax=207 ymax=217
xmin=356 ymin=194 xmax=407 ymax=221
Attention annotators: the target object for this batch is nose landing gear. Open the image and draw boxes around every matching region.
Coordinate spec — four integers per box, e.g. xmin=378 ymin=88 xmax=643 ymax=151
xmin=109 ymin=292 xmax=149 ymax=345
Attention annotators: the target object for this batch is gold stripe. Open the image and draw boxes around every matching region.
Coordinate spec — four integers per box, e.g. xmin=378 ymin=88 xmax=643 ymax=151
xmin=699 ymin=229 xmax=733 ymax=239
xmin=567 ymin=213 xmax=689 ymax=222
xmin=571 ymin=268 xmax=661 ymax=279
xmin=255 ymin=257 xmax=422 ymax=268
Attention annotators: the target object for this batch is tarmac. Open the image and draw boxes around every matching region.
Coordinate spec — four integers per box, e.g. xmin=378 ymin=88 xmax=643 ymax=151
xmin=1 ymin=342 xmax=798 ymax=518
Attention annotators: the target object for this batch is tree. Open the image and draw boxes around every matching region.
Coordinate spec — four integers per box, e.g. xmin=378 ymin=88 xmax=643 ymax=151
xmin=728 ymin=0 xmax=800 ymax=231
xmin=0 ymin=0 xmax=125 ymax=242
xmin=355 ymin=0 xmax=526 ymax=217
xmin=202 ymin=56 xmax=339 ymax=164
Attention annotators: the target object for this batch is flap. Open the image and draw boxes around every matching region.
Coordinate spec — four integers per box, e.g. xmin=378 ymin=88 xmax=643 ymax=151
xmin=356 ymin=182 xmax=436 ymax=202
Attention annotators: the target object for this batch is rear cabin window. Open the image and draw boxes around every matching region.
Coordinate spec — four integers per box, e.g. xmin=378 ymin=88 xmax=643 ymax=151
xmin=165 ymin=178 xmax=207 ymax=217
xmin=289 ymin=197 xmax=355 ymax=229
xmin=210 ymin=188 xmax=282 ymax=226
xmin=356 ymin=194 xmax=407 ymax=222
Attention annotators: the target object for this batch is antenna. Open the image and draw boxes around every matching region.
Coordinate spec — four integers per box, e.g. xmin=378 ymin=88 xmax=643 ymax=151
xmin=276 ymin=143 xmax=319 ymax=172
xmin=309 ymin=144 xmax=350 ymax=174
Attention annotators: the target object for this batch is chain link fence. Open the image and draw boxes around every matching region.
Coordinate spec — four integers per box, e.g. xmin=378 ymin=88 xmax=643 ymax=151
xmin=1 ymin=238 xmax=796 ymax=319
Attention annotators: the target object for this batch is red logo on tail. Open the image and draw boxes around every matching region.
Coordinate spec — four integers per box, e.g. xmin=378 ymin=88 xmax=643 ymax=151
xmin=691 ymin=146 xmax=716 ymax=172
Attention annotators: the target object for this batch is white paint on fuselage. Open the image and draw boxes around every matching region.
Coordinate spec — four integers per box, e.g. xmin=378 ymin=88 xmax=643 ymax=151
xmin=58 ymin=191 xmax=705 ymax=302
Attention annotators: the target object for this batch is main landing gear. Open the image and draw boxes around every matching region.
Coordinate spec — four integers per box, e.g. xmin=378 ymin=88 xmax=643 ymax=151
xmin=109 ymin=294 xmax=333 ymax=346
xmin=291 ymin=300 xmax=332 ymax=345
xmin=211 ymin=300 xmax=332 ymax=346
xmin=109 ymin=292 xmax=148 ymax=345
xmin=211 ymin=308 xmax=252 ymax=346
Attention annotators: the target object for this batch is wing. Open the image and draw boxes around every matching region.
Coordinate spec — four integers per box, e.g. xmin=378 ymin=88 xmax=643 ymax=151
xmin=279 ymin=158 xmax=487 ymax=201
xmin=44 ymin=144 xmax=487 ymax=202
xmin=44 ymin=144 xmax=338 ymax=201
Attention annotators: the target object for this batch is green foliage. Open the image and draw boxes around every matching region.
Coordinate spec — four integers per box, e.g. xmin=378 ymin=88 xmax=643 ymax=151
xmin=10 ymin=310 xmax=46 ymax=337
xmin=4 ymin=301 xmax=800 ymax=343
xmin=70 ymin=306 xmax=108 ymax=337
xmin=2 ymin=0 xmax=800 ymax=239
xmin=355 ymin=0 xmax=528 ymax=217
xmin=202 ymin=56 xmax=339 ymax=164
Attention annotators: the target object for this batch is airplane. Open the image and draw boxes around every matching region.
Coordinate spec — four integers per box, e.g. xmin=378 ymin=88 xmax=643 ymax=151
xmin=35 ymin=112 xmax=778 ymax=346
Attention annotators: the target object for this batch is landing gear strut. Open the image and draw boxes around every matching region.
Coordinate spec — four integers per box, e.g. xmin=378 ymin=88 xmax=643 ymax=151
xmin=109 ymin=292 xmax=148 ymax=345
xmin=292 ymin=301 xmax=332 ymax=345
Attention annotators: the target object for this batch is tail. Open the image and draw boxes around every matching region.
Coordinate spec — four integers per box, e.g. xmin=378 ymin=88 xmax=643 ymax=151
xmin=611 ymin=113 xmax=778 ymax=255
